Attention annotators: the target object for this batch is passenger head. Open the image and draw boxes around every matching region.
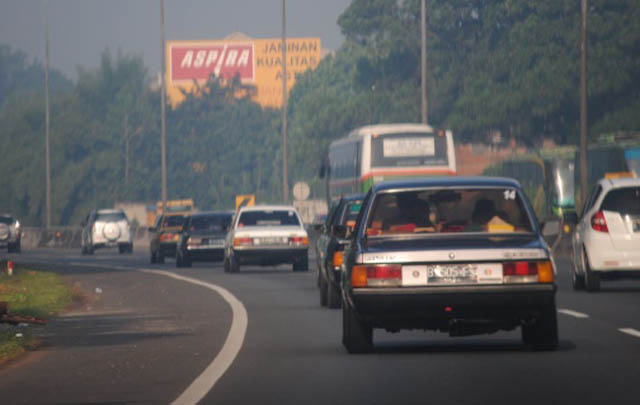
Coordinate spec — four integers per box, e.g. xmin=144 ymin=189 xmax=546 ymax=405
xmin=472 ymin=198 xmax=496 ymax=224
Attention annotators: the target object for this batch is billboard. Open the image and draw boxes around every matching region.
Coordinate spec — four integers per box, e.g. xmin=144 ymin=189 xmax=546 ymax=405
xmin=167 ymin=35 xmax=322 ymax=108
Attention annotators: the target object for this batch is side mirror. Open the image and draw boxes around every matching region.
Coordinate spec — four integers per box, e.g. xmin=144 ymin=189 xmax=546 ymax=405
xmin=148 ymin=226 xmax=156 ymax=233
xmin=563 ymin=212 xmax=579 ymax=225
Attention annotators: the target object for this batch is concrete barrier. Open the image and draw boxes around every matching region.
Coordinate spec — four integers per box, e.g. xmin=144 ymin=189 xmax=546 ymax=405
xmin=21 ymin=227 xmax=151 ymax=252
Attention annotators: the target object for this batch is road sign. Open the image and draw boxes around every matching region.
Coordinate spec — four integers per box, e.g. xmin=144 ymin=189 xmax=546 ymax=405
xmin=293 ymin=182 xmax=310 ymax=201
xmin=235 ymin=195 xmax=255 ymax=210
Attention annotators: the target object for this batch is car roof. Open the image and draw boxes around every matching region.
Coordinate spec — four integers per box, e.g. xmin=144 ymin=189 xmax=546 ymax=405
xmin=339 ymin=194 xmax=365 ymax=203
xmin=238 ymin=205 xmax=297 ymax=213
xmin=598 ymin=177 xmax=640 ymax=190
xmin=189 ymin=210 xmax=233 ymax=218
xmin=348 ymin=123 xmax=435 ymax=138
xmin=371 ymin=176 xmax=522 ymax=193
xmin=96 ymin=209 xmax=124 ymax=214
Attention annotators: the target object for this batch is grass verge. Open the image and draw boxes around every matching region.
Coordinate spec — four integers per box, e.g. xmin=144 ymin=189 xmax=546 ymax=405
xmin=0 ymin=265 xmax=72 ymax=365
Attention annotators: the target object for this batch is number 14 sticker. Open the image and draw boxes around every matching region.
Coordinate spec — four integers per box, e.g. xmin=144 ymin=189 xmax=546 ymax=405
xmin=504 ymin=189 xmax=516 ymax=200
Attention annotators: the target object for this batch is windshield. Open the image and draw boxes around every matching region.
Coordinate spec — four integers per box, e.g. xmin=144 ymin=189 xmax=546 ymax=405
xmin=238 ymin=210 xmax=300 ymax=227
xmin=365 ymin=188 xmax=534 ymax=236
xmin=190 ymin=214 xmax=232 ymax=231
xmin=371 ymin=132 xmax=448 ymax=168
xmin=162 ymin=215 xmax=185 ymax=228
xmin=601 ymin=187 xmax=640 ymax=216
xmin=96 ymin=212 xmax=127 ymax=222
xmin=340 ymin=201 xmax=362 ymax=229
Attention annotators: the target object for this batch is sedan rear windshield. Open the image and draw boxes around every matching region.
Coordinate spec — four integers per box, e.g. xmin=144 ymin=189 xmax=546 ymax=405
xmin=601 ymin=187 xmax=640 ymax=216
xmin=162 ymin=215 xmax=185 ymax=227
xmin=340 ymin=201 xmax=362 ymax=228
xmin=365 ymin=188 xmax=534 ymax=236
xmin=190 ymin=214 xmax=232 ymax=231
xmin=238 ymin=210 xmax=300 ymax=227
xmin=96 ymin=212 xmax=127 ymax=222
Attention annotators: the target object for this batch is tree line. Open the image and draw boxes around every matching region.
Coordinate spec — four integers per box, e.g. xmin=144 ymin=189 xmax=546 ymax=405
xmin=1 ymin=0 xmax=639 ymax=226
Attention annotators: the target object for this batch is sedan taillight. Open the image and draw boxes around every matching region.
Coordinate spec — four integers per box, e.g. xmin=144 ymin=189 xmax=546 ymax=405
xmin=234 ymin=237 xmax=253 ymax=246
xmin=352 ymin=264 xmax=402 ymax=287
xmin=503 ymin=260 xmax=554 ymax=283
xmin=289 ymin=236 xmax=309 ymax=246
xmin=591 ymin=211 xmax=609 ymax=233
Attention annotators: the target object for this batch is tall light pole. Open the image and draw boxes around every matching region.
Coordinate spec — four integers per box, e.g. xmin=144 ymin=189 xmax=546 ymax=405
xmin=281 ymin=0 xmax=289 ymax=203
xmin=579 ymin=0 xmax=588 ymax=207
xmin=421 ymin=0 xmax=428 ymax=125
xmin=44 ymin=0 xmax=51 ymax=228
xmin=160 ymin=0 xmax=168 ymax=214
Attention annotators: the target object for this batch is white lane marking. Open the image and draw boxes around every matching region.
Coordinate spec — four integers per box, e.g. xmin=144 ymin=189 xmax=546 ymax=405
xmin=557 ymin=308 xmax=590 ymax=319
xmin=69 ymin=262 xmax=248 ymax=403
xmin=619 ymin=328 xmax=640 ymax=339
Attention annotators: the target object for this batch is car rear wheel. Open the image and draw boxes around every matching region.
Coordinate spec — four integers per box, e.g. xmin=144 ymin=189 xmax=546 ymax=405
xmin=571 ymin=250 xmax=585 ymax=290
xmin=176 ymin=252 xmax=184 ymax=268
xmin=150 ymin=249 xmax=157 ymax=264
xmin=157 ymin=251 xmax=165 ymax=264
xmin=583 ymin=248 xmax=600 ymax=292
xmin=327 ymin=280 xmax=342 ymax=309
xmin=521 ymin=304 xmax=558 ymax=351
xmin=228 ymin=255 xmax=240 ymax=273
xmin=342 ymin=302 xmax=373 ymax=353
xmin=319 ymin=273 xmax=328 ymax=307
xmin=293 ymin=254 xmax=309 ymax=272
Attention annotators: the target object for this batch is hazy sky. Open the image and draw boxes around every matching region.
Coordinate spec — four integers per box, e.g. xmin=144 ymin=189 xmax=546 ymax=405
xmin=0 ymin=0 xmax=349 ymax=80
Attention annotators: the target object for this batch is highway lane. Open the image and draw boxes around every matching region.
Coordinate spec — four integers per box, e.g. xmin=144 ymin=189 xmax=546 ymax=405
xmin=1 ymin=248 xmax=639 ymax=404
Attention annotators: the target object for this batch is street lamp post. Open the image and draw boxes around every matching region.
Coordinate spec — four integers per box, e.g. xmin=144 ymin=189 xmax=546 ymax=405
xmin=160 ymin=0 xmax=168 ymax=214
xmin=44 ymin=0 xmax=51 ymax=228
xmin=579 ymin=0 xmax=588 ymax=207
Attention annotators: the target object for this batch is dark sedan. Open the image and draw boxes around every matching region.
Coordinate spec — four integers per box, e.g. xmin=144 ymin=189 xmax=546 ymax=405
xmin=341 ymin=177 xmax=558 ymax=353
xmin=176 ymin=211 xmax=234 ymax=267
xmin=316 ymin=194 xmax=363 ymax=308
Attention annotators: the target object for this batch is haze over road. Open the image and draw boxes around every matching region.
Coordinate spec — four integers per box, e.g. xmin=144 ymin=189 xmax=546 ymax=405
xmin=1 ymin=248 xmax=639 ymax=404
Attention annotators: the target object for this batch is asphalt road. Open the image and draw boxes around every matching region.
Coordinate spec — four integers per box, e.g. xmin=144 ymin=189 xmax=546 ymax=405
xmin=1 ymin=247 xmax=639 ymax=404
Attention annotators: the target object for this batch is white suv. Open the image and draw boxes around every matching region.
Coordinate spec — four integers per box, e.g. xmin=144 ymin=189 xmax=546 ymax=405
xmin=572 ymin=177 xmax=640 ymax=291
xmin=81 ymin=209 xmax=133 ymax=254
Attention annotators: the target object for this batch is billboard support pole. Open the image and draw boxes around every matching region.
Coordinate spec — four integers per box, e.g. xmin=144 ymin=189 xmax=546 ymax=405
xmin=44 ymin=0 xmax=51 ymax=228
xmin=281 ymin=0 xmax=289 ymax=204
xmin=160 ymin=0 xmax=168 ymax=214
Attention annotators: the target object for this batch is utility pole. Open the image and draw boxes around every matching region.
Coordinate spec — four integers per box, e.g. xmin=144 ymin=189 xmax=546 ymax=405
xmin=160 ymin=0 xmax=168 ymax=214
xmin=579 ymin=0 xmax=588 ymax=207
xmin=44 ymin=0 xmax=51 ymax=228
xmin=421 ymin=0 xmax=428 ymax=125
xmin=281 ymin=0 xmax=289 ymax=204
xmin=124 ymin=111 xmax=129 ymax=189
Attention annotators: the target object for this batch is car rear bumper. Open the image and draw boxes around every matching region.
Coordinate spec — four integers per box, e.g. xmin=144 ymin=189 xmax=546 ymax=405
xmin=185 ymin=246 xmax=224 ymax=261
xmin=348 ymin=284 xmax=556 ymax=331
xmin=234 ymin=247 xmax=308 ymax=265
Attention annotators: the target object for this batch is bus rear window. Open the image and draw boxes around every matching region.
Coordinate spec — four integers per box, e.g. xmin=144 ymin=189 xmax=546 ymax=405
xmin=372 ymin=132 xmax=448 ymax=168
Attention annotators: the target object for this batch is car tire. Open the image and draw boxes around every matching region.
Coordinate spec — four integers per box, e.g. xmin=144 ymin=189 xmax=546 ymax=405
xmin=319 ymin=273 xmax=328 ymax=307
xmin=522 ymin=304 xmax=558 ymax=351
xmin=223 ymin=257 xmax=230 ymax=273
xmin=157 ymin=252 xmax=165 ymax=264
xmin=327 ymin=280 xmax=342 ymax=309
xmin=583 ymin=248 xmax=600 ymax=292
xmin=87 ymin=244 xmax=94 ymax=255
xmin=183 ymin=253 xmax=192 ymax=268
xmin=176 ymin=252 xmax=184 ymax=268
xmin=293 ymin=254 xmax=309 ymax=272
xmin=342 ymin=301 xmax=373 ymax=353
xmin=229 ymin=255 xmax=240 ymax=273
xmin=118 ymin=245 xmax=126 ymax=254
xmin=150 ymin=249 xmax=157 ymax=264
xmin=571 ymin=250 xmax=585 ymax=290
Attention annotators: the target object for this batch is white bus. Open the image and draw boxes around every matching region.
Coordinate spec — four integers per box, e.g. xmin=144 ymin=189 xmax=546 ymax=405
xmin=321 ymin=123 xmax=456 ymax=202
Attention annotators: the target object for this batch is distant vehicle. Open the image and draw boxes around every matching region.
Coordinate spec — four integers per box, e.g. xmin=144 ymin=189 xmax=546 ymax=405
xmin=340 ymin=177 xmax=557 ymax=353
xmin=148 ymin=213 xmax=186 ymax=264
xmin=176 ymin=211 xmax=234 ymax=267
xmin=147 ymin=198 xmax=194 ymax=227
xmin=0 ymin=214 xmax=21 ymax=253
xmin=224 ymin=205 xmax=309 ymax=273
xmin=316 ymin=194 xmax=364 ymax=309
xmin=81 ymin=209 xmax=132 ymax=254
xmin=320 ymin=123 xmax=456 ymax=203
xmin=571 ymin=177 xmax=640 ymax=291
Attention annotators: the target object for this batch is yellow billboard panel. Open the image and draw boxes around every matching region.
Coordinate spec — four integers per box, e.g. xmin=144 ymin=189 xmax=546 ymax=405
xmin=166 ymin=36 xmax=322 ymax=108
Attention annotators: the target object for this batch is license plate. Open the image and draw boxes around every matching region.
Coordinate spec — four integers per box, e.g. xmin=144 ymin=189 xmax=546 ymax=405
xmin=402 ymin=264 xmax=503 ymax=286
xmin=205 ymin=239 xmax=224 ymax=247
xmin=257 ymin=237 xmax=285 ymax=245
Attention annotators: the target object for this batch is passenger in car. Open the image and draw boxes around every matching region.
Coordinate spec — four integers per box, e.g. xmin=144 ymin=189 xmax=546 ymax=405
xmin=386 ymin=193 xmax=435 ymax=232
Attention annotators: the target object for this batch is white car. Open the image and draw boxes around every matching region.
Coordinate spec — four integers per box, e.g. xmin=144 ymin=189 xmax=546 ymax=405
xmin=81 ymin=209 xmax=133 ymax=254
xmin=224 ymin=205 xmax=309 ymax=272
xmin=571 ymin=177 xmax=640 ymax=291
xmin=0 ymin=214 xmax=21 ymax=253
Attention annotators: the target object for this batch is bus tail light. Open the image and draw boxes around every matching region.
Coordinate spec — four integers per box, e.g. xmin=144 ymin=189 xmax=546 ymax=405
xmin=352 ymin=264 xmax=402 ymax=287
xmin=503 ymin=260 xmax=554 ymax=283
xmin=234 ymin=237 xmax=253 ymax=246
